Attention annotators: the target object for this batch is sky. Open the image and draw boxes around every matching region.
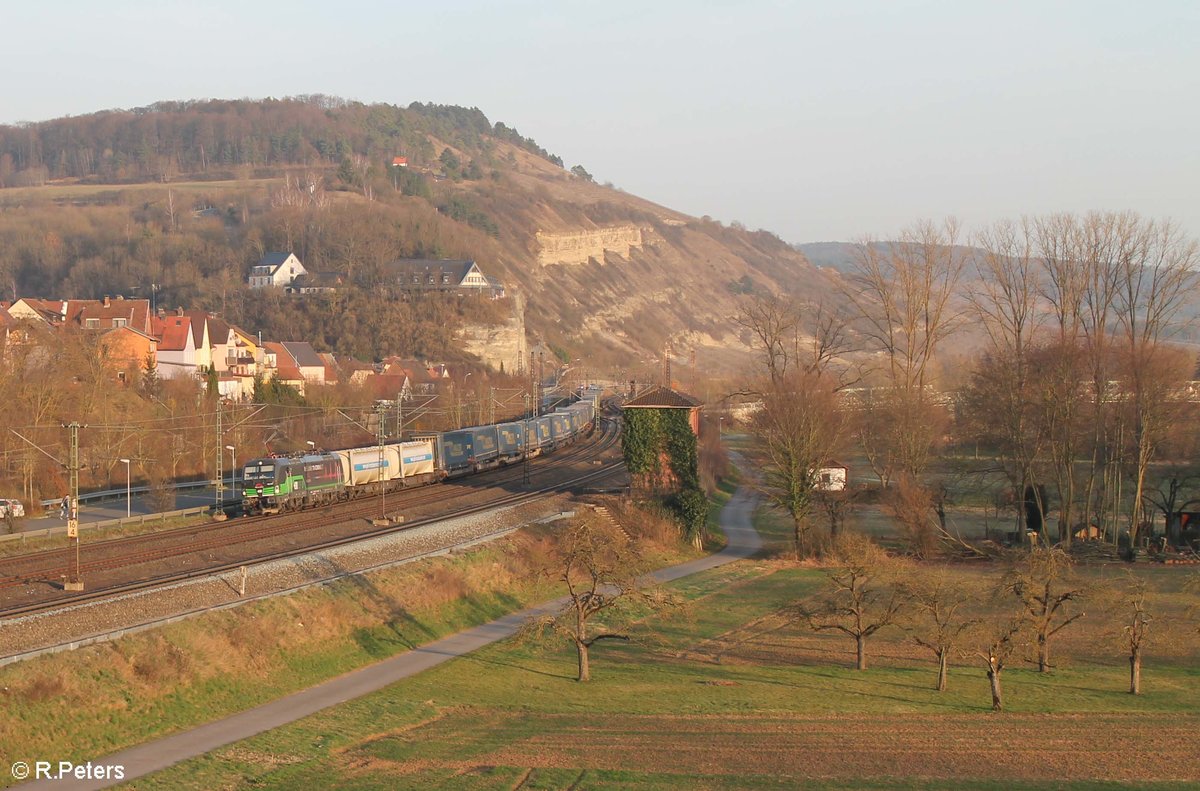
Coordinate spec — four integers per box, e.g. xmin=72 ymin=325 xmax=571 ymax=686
xmin=2 ymin=0 xmax=1196 ymax=244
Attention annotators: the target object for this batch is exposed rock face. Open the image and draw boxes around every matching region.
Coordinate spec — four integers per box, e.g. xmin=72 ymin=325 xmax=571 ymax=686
xmin=460 ymin=291 xmax=527 ymax=373
xmin=536 ymin=225 xmax=643 ymax=266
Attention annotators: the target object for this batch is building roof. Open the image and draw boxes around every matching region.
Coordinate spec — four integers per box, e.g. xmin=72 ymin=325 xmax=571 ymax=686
xmin=361 ymin=372 xmax=409 ymax=399
xmin=622 ymin=386 xmax=703 ymax=409
xmin=317 ymin=352 xmax=340 ymax=384
xmin=263 ymin=342 xmax=304 ymax=382
xmin=290 ymin=271 xmax=344 ymax=289
xmin=281 ymin=341 xmax=323 ymax=369
xmin=391 ymin=156 xmax=408 ymax=167
xmin=258 ymin=252 xmax=294 ymax=269
xmin=102 ymin=325 xmax=157 ymax=343
xmin=381 ymin=259 xmax=479 ymax=287
xmin=10 ymin=299 xmax=67 ymax=324
xmin=154 ymin=315 xmax=194 ymax=352
xmin=65 ymin=298 xmax=152 ymax=333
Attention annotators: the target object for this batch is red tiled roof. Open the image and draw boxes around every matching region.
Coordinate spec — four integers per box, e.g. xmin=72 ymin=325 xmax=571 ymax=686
xmin=154 ymin=316 xmax=193 ymax=352
xmin=66 ymin=299 xmax=151 ymax=333
xmin=622 ymin=386 xmax=703 ymax=409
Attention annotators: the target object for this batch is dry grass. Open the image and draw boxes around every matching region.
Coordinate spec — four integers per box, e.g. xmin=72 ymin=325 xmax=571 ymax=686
xmin=0 ymin=498 xmax=693 ymax=768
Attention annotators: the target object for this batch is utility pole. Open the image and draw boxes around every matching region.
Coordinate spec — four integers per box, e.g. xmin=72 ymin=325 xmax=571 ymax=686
xmin=488 ymin=385 xmax=495 ymax=425
xmin=537 ymin=352 xmax=544 ymax=415
xmin=214 ymin=402 xmax=223 ymax=514
xmin=523 ymin=392 xmax=531 ymax=485
xmin=377 ymin=403 xmax=387 ymax=520
xmin=64 ymin=422 xmax=84 ymax=592
xmin=396 ymin=391 xmax=403 ymax=439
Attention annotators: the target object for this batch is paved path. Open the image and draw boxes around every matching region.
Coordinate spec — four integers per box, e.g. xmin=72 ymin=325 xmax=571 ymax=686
xmin=15 ymin=484 xmax=762 ymax=790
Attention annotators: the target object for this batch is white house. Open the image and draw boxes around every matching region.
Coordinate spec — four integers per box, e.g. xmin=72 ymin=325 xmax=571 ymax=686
xmin=249 ymin=253 xmax=307 ymax=289
xmin=153 ymin=311 xmax=200 ymax=380
xmin=815 ymin=463 xmax=848 ymax=492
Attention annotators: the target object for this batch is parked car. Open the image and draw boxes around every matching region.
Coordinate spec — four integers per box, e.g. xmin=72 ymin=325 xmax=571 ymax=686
xmin=0 ymin=498 xmax=25 ymax=519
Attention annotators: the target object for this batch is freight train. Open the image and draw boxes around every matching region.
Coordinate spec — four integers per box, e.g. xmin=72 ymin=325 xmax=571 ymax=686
xmin=240 ymin=388 xmax=601 ymax=515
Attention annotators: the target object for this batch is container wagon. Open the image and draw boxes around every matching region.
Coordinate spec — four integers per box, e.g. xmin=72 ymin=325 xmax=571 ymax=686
xmin=496 ymin=422 xmax=525 ymax=462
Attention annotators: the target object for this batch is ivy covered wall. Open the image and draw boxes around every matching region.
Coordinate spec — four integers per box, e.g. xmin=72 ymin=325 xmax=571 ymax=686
xmin=621 ymin=405 xmax=705 ymax=543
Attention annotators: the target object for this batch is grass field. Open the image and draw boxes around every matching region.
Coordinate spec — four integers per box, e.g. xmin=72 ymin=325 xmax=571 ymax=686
xmin=0 ymin=502 xmax=701 ymax=788
xmin=128 ymin=556 xmax=1200 ymax=790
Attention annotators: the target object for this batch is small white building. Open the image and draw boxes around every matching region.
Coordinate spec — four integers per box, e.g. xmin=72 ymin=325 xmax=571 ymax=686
xmin=815 ymin=462 xmax=848 ymax=492
xmin=249 ymin=253 xmax=307 ymax=289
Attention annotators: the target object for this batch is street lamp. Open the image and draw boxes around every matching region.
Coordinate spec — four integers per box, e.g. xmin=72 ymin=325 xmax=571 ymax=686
xmin=119 ymin=458 xmax=131 ymax=518
xmin=306 ymin=440 xmax=316 ymax=452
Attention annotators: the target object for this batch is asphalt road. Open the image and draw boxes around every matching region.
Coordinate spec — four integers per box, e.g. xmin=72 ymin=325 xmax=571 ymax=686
xmin=11 ymin=486 xmax=236 ymax=532
xmin=13 ymin=482 xmax=763 ymax=791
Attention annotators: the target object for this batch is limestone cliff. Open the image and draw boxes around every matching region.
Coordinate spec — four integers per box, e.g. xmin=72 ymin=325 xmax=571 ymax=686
xmin=535 ymin=225 xmax=644 ymax=266
xmin=459 ymin=291 xmax=528 ymax=373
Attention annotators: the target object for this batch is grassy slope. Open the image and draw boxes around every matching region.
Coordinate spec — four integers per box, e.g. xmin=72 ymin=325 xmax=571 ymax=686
xmin=127 ymin=557 xmax=1200 ymax=790
xmin=0 ymin=512 xmax=702 ymax=788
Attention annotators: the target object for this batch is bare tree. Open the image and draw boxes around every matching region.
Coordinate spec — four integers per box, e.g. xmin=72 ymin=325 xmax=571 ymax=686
xmin=1003 ymin=547 xmax=1086 ymax=673
xmin=734 ymin=295 xmax=854 ymax=386
xmin=967 ymin=219 xmax=1046 ymax=541
xmin=522 ymin=517 xmax=674 ymax=682
xmin=846 ymin=219 xmax=965 ymax=483
xmin=1116 ymin=572 xmax=1152 ymax=695
xmin=1112 ymin=217 xmax=1199 ymax=551
xmin=889 ymin=473 xmax=939 ymax=558
xmin=970 ymin=616 xmax=1024 ymax=712
xmin=1035 ymin=212 xmax=1122 ymax=542
xmin=798 ymin=533 xmax=907 ymax=670
xmin=753 ymin=369 xmax=846 ymax=553
xmin=736 ymin=295 xmax=852 ymax=553
xmin=734 ymin=294 xmax=797 ymax=387
xmin=902 ymin=569 xmax=979 ymax=691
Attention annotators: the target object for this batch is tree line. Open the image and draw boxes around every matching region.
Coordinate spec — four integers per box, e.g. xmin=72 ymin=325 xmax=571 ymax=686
xmin=0 ymin=97 xmax=561 ymax=186
xmin=739 ymin=211 xmax=1200 ymax=556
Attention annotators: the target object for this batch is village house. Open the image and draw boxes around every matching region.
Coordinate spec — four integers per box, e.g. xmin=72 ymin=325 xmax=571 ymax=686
xmin=248 ymin=252 xmax=307 ymax=289
xmin=379 ymin=259 xmax=503 ymax=297
xmin=98 ymin=326 xmax=158 ymax=383
xmin=262 ymin=341 xmax=326 ymax=396
xmin=286 ymin=271 xmax=346 ymax=294
xmin=8 ymin=296 xmax=153 ymax=334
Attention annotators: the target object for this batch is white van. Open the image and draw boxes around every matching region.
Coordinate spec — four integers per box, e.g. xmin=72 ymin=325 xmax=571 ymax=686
xmin=0 ymin=499 xmax=25 ymax=519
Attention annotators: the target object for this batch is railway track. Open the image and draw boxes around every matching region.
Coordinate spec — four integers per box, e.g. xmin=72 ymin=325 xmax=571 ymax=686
xmin=0 ymin=419 xmax=623 ymax=620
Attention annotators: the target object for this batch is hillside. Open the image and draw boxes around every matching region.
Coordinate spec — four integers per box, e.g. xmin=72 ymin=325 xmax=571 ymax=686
xmin=0 ymin=97 xmax=838 ymax=376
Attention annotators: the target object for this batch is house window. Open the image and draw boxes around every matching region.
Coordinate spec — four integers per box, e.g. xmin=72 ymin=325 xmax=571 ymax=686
xmin=85 ymin=318 xmax=100 ymax=329
xmin=117 ymin=371 xmax=126 ymax=382
xmin=113 ymin=318 xmax=127 ymax=328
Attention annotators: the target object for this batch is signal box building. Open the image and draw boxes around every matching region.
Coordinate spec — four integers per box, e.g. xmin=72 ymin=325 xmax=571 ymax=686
xmin=620 ymin=385 xmax=703 ymax=493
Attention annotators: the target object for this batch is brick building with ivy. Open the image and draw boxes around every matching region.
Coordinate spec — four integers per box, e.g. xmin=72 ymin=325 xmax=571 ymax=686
xmin=620 ymin=385 xmax=707 ymax=545
xmin=620 ymin=385 xmax=703 ymax=494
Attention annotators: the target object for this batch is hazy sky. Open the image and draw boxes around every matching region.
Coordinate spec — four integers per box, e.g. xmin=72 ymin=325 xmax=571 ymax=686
xmin=3 ymin=0 xmax=1196 ymax=243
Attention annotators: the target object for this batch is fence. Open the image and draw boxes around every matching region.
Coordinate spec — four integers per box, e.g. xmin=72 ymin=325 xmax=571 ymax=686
xmin=1 ymin=504 xmax=219 ymax=545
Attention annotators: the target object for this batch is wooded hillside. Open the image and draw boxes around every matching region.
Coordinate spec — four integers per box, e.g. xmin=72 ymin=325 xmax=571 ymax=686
xmin=0 ymin=96 xmax=835 ymax=371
